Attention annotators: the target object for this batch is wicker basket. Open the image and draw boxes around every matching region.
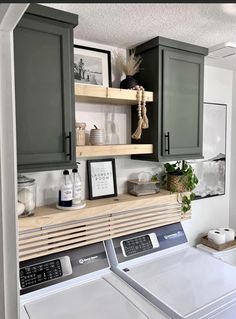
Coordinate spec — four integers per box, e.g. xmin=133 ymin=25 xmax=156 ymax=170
xmin=166 ymin=174 xmax=187 ymax=193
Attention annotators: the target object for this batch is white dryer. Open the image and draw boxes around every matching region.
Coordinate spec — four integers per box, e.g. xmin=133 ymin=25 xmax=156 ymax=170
xmin=106 ymin=223 xmax=236 ymax=319
xmin=20 ymin=242 xmax=169 ymax=319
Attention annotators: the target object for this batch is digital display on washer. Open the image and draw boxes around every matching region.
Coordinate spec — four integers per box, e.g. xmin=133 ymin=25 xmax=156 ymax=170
xmin=20 ymin=256 xmax=72 ymax=289
xmin=121 ymin=233 xmax=159 ymax=257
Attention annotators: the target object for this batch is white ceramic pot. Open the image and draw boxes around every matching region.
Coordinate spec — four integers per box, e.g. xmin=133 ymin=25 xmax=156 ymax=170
xmin=90 ymin=129 xmax=105 ymax=145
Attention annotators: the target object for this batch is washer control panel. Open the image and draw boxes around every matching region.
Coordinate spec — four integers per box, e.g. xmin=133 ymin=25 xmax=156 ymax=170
xmin=121 ymin=233 xmax=159 ymax=257
xmin=20 ymin=256 xmax=72 ymax=289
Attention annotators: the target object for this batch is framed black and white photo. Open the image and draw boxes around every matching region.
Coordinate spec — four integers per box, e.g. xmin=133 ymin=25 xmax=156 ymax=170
xmin=87 ymin=159 xmax=117 ymax=200
xmin=74 ymin=45 xmax=112 ymax=87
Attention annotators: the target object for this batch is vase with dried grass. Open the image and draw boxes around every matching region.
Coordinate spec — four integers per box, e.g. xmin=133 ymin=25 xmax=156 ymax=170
xmin=114 ymin=51 xmax=142 ymax=89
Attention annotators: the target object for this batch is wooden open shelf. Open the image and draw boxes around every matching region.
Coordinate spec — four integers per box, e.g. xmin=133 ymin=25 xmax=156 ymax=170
xmin=75 ymin=85 xmax=154 ymax=158
xmin=75 ymin=84 xmax=154 ymax=105
xmin=76 ymin=144 xmax=153 ymax=157
xmin=18 ymin=190 xmax=191 ymax=261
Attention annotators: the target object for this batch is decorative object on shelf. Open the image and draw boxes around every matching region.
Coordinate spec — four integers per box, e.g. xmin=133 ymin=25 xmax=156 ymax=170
xmin=76 ymin=122 xmax=86 ymax=146
xmin=74 ymin=45 xmax=111 ymax=87
xmin=201 ymin=234 xmax=236 ymax=251
xmin=120 ymin=75 xmax=138 ymax=90
xmin=128 ymin=171 xmax=160 ymax=196
xmin=208 ymin=229 xmax=226 ymax=245
xmin=57 ymin=168 xmax=86 ymax=210
xmin=72 ymin=166 xmax=82 ymax=205
xmin=16 ymin=202 xmax=25 ymax=216
xmin=114 ymin=50 xmax=142 ymax=89
xmin=127 ymin=180 xmax=160 ymax=196
xmin=58 ymin=170 xmax=73 ymax=208
xmin=89 ymin=125 xmax=105 ymax=145
xmin=17 ymin=174 xmax=36 ymax=217
xmin=132 ymin=85 xmax=149 ymax=140
xmin=87 ymin=158 xmax=117 ymax=200
xmin=218 ymin=227 xmax=235 ymax=242
xmin=164 ymin=160 xmax=198 ymax=213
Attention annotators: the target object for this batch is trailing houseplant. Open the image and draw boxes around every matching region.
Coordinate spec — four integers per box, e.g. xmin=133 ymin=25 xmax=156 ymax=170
xmin=164 ymin=160 xmax=198 ymax=213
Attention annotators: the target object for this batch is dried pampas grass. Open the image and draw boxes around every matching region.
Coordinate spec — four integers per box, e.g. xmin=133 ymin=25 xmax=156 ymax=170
xmin=114 ymin=51 xmax=142 ymax=76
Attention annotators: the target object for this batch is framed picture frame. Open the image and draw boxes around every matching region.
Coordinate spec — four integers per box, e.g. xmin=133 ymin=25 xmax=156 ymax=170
xmin=87 ymin=158 xmax=117 ymax=200
xmin=191 ymin=102 xmax=227 ymax=199
xmin=74 ymin=45 xmax=112 ymax=87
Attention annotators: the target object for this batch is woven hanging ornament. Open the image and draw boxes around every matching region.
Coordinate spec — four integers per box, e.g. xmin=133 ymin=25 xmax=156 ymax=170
xmin=131 ymin=85 xmax=149 ymax=140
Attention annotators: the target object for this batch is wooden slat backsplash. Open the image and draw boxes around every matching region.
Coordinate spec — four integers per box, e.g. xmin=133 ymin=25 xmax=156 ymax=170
xmin=18 ymin=197 xmax=191 ymax=261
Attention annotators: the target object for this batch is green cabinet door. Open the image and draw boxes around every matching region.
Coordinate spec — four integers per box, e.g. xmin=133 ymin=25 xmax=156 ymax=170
xmin=161 ymin=48 xmax=204 ymax=158
xmin=14 ymin=7 xmax=77 ymax=172
xmin=132 ymin=37 xmax=207 ymax=162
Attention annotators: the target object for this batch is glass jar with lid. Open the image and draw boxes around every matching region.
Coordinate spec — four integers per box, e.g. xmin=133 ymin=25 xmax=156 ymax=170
xmin=76 ymin=122 xmax=86 ymax=146
xmin=17 ymin=175 xmax=36 ymax=217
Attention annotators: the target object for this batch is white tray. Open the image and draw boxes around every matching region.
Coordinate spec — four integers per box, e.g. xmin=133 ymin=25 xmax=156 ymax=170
xmin=56 ymin=201 xmax=86 ymax=211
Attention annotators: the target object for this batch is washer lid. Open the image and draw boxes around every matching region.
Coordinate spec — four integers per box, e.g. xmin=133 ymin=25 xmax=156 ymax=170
xmin=127 ymin=247 xmax=236 ymax=319
xmin=24 ymin=278 xmax=148 ymax=319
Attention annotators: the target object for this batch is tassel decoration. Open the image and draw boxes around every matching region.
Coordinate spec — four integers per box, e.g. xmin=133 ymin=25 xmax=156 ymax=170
xmin=132 ymin=85 xmax=149 ymax=140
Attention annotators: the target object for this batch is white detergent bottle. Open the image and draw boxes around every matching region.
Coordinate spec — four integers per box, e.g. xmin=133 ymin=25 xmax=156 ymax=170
xmin=72 ymin=167 xmax=82 ymax=205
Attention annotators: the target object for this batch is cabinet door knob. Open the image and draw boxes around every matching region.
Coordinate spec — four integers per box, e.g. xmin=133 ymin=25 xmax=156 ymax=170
xmin=164 ymin=132 xmax=170 ymax=154
xmin=65 ymin=131 xmax=72 ymax=160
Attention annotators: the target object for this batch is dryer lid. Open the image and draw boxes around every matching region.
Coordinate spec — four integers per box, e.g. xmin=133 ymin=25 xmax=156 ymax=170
xmin=126 ymin=247 xmax=236 ymax=319
xmin=24 ymin=278 xmax=148 ymax=319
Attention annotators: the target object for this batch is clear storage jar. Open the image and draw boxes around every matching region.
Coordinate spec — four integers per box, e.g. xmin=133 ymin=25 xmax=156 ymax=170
xmin=76 ymin=122 xmax=86 ymax=146
xmin=17 ymin=175 xmax=36 ymax=217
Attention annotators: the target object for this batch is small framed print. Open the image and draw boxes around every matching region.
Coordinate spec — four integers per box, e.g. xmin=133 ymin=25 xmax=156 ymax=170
xmin=74 ymin=45 xmax=112 ymax=87
xmin=87 ymin=159 xmax=117 ymax=200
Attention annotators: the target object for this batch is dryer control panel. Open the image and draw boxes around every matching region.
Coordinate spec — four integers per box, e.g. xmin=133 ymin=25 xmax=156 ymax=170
xmin=110 ymin=222 xmax=188 ymax=263
xmin=20 ymin=256 xmax=72 ymax=289
xmin=121 ymin=233 xmax=159 ymax=257
xmin=20 ymin=242 xmax=109 ymax=295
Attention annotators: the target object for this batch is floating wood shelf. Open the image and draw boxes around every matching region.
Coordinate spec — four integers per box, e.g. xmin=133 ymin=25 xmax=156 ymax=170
xmin=75 ymin=84 xmax=154 ymax=105
xmin=18 ymin=190 xmax=191 ymax=261
xmin=76 ymin=144 xmax=153 ymax=157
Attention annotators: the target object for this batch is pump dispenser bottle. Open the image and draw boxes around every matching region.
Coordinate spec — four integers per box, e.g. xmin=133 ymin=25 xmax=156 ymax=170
xmin=58 ymin=170 xmax=73 ymax=207
xmin=72 ymin=167 xmax=82 ymax=205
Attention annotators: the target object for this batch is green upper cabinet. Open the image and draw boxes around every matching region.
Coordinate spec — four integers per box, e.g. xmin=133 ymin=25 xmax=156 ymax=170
xmin=132 ymin=37 xmax=208 ymax=162
xmin=14 ymin=4 xmax=78 ymax=172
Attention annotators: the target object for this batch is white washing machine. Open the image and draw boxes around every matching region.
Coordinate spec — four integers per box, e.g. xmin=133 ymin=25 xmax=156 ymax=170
xmin=197 ymin=243 xmax=236 ymax=267
xmin=20 ymin=242 xmax=169 ymax=319
xmin=106 ymin=223 xmax=236 ymax=319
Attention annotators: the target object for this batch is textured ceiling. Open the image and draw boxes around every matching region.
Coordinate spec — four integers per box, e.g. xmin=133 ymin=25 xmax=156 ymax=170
xmin=45 ymin=3 xmax=236 ymax=68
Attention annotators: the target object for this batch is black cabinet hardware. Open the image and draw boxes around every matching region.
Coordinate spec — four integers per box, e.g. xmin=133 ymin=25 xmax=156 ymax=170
xmin=164 ymin=132 xmax=170 ymax=155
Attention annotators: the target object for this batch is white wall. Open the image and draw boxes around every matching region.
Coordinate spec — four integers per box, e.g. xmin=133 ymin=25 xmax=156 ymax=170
xmin=183 ymin=65 xmax=233 ymax=245
xmin=229 ymin=71 xmax=236 ymax=229
xmin=25 ymin=42 xmax=233 ymax=246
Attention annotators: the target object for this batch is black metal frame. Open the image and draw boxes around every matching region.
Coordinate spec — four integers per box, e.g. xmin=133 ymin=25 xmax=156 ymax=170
xmin=74 ymin=44 xmax=112 ymax=87
xmin=87 ymin=158 xmax=117 ymax=200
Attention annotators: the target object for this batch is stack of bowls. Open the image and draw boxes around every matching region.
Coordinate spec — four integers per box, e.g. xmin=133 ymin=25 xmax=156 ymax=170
xmin=90 ymin=128 xmax=105 ymax=145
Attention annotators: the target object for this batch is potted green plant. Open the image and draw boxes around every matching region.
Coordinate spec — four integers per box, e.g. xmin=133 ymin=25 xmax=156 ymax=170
xmin=164 ymin=160 xmax=198 ymax=213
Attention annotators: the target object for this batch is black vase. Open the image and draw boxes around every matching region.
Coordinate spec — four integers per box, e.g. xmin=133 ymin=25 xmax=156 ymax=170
xmin=120 ymin=75 xmax=138 ymax=89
